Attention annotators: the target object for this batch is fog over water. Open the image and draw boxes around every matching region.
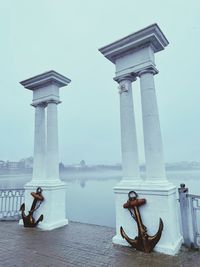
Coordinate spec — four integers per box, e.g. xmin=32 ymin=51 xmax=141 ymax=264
xmin=0 ymin=169 xmax=199 ymax=227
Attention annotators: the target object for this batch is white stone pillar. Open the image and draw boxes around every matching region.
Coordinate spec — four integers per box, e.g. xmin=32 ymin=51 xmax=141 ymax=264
xmin=115 ymin=75 xmax=140 ymax=182
xmin=46 ymin=100 xmax=60 ymax=180
xmin=20 ymin=70 xmax=71 ymax=230
xmin=32 ymin=103 xmax=46 ymax=180
xmin=139 ymin=69 xmax=167 ymax=182
xmin=99 ymin=24 xmax=182 ymax=255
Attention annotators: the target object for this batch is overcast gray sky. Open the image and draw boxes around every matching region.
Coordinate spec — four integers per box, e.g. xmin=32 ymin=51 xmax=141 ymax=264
xmin=0 ymin=0 xmax=200 ymax=164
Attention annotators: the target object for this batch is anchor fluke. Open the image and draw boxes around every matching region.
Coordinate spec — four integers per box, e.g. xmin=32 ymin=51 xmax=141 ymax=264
xmin=147 ymin=218 xmax=164 ymax=250
xmin=120 ymin=226 xmax=139 ymax=247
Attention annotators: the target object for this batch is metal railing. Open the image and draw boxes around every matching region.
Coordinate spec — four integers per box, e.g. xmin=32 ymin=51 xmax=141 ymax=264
xmin=179 ymin=184 xmax=200 ymax=248
xmin=0 ymin=188 xmax=24 ymax=220
xmin=190 ymin=194 xmax=200 ymax=247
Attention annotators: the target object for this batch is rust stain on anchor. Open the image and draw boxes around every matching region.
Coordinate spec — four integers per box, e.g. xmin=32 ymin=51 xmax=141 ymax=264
xmin=120 ymin=191 xmax=163 ymax=253
xmin=20 ymin=187 xmax=44 ymax=227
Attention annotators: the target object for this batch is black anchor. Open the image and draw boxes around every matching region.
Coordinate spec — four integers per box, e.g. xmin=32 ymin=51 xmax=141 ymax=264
xmin=20 ymin=187 xmax=44 ymax=227
xmin=120 ymin=191 xmax=164 ymax=253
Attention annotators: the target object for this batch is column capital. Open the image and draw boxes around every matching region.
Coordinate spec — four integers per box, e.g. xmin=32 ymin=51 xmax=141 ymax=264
xmin=46 ymin=99 xmax=61 ymax=105
xmin=114 ymin=74 xmax=136 ymax=83
xmin=31 ymin=102 xmax=47 ymax=108
xmin=114 ymin=74 xmax=136 ymax=94
xmin=138 ymin=67 xmax=158 ymax=77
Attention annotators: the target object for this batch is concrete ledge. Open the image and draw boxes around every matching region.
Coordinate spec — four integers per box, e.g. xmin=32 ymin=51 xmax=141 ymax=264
xmin=113 ymin=234 xmax=131 ymax=246
xmin=19 ymin=218 xmax=69 ymax=230
xmin=114 ymin=180 xmax=176 ymax=196
xmin=18 ymin=219 xmax=23 ymax=226
xmin=24 ymin=179 xmax=67 ymax=190
xmin=154 ymin=236 xmax=183 ymax=255
xmin=113 ymin=234 xmax=183 ymax=255
xmin=38 ymin=219 xmax=68 ymax=230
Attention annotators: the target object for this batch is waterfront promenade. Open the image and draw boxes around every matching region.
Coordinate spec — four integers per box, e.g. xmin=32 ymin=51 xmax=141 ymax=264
xmin=0 ymin=221 xmax=199 ymax=267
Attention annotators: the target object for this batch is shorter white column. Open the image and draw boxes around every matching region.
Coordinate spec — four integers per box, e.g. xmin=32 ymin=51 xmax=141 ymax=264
xmin=46 ymin=100 xmax=60 ymax=180
xmin=115 ymin=75 xmax=140 ymax=183
xmin=32 ymin=103 xmax=46 ymax=180
xmin=20 ymin=70 xmax=71 ymax=231
xmin=139 ymin=69 xmax=167 ymax=182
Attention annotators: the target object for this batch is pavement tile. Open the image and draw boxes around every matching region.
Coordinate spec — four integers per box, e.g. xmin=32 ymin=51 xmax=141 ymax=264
xmin=0 ymin=221 xmax=199 ymax=267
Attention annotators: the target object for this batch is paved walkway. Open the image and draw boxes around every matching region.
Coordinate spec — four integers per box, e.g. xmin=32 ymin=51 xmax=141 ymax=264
xmin=0 ymin=221 xmax=199 ymax=267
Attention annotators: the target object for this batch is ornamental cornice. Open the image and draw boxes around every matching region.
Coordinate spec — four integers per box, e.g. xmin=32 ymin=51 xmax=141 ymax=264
xmin=99 ymin=23 xmax=169 ymax=64
xmin=20 ymin=70 xmax=71 ymax=91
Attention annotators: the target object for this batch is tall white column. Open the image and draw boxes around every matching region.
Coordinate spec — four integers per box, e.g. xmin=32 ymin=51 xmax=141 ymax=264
xmin=99 ymin=24 xmax=182 ymax=255
xmin=139 ymin=69 xmax=166 ymax=181
xmin=32 ymin=103 xmax=46 ymax=180
xmin=115 ymin=75 xmax=140 ymax=182
xmin=46 ymin=100 xmax=59 ymax=180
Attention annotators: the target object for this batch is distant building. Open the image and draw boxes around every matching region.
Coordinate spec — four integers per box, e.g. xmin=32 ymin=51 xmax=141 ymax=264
xmin=0 ymin=160 xmax=6 ymax=169
xmin=0 ymin=157 xmax=33 ymax=171
xmin=19 ymin=157 xmax=33 ymax=169
xmin=6 ymin=161 xmax=19 ymax=170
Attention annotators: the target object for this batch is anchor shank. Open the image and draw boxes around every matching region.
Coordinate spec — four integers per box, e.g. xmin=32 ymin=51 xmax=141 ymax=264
xmin=30 ymin=198 xmax=38 ymax=212
xmin=133 ymin=206 xmax=146 ymax=236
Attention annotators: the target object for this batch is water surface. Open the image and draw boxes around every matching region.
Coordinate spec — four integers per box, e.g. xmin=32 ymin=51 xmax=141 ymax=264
xmin=0 ymin=169 xmax=200 ymax=227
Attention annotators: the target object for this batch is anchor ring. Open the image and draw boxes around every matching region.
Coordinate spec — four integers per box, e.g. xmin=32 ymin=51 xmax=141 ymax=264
xmin=36 ymin=187 xmax=43 ymax=194
xmin=128 ymin=190 xmax=138 ymax=201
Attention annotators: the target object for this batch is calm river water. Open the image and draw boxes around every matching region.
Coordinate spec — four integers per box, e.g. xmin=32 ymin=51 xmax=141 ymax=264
xmin=0 ymin=169 xmax=200 ymax=227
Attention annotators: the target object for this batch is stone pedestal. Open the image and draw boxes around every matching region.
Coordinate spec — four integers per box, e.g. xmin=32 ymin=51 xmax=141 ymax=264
xmin=20 ymin=70 xmax=71 ymax=230
xmin=24 ymin=180 xmax=68 ymax=230
xmin=112 ymin=183 xmax=182 ymax=255
xmin=99 ymin=24 xmax=182 ymax=255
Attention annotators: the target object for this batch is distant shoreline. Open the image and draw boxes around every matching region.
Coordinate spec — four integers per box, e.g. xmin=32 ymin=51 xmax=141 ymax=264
xmin=0 ymin=165 xmax=200 ymax=177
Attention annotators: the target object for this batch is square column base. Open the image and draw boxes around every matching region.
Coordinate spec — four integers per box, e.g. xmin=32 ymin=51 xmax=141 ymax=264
xmin=38 ymin=219 xmax=68 ymax=230
xmin=113 ymin=180 xmax=183 ymax=255
xmin=20 ymin=179 xmax=68 ymax=231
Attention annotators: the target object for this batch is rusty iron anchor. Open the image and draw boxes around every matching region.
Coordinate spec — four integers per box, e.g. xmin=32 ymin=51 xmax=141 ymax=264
xmin=120 ymin=191 xmax=163 ymax=253
xmin=20 ymin=187 xmax=44 ymax=227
